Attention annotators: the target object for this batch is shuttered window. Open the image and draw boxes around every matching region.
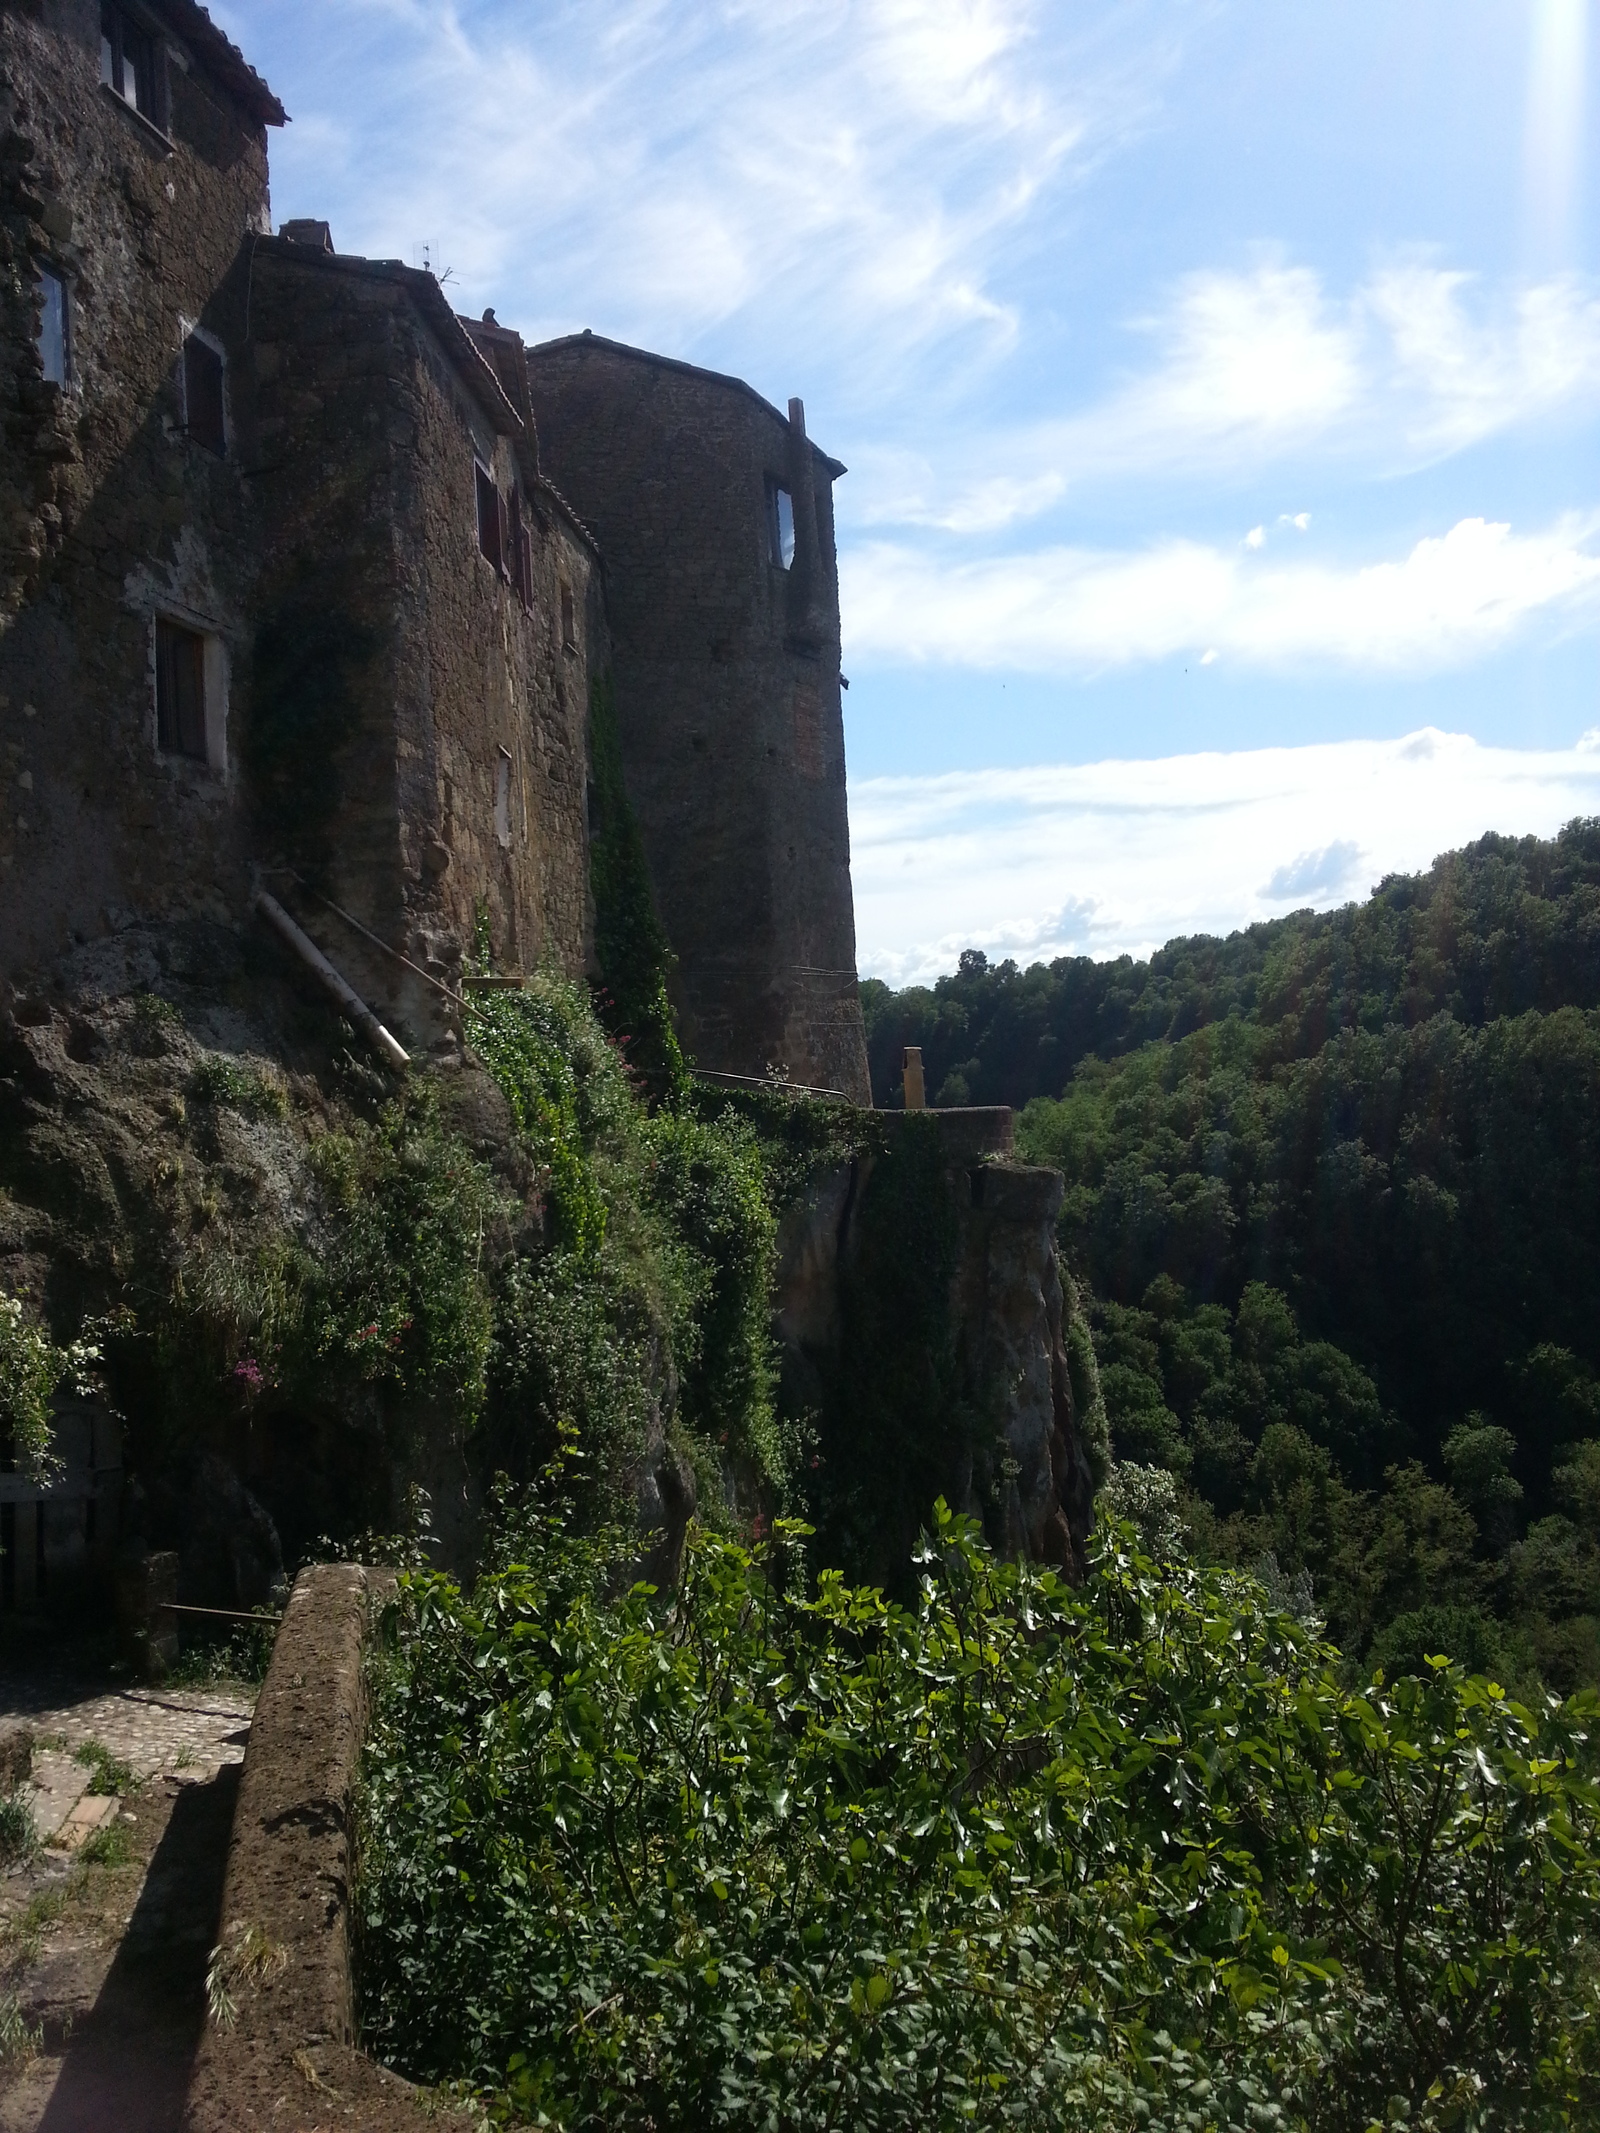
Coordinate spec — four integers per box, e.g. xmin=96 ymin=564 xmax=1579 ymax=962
xmin=156 ymin=619 xmax=207 ymax=761
xmin=183 ymin=334 xmax=225 ymax=455
xmin=476 ymin=463 xmax=503 ymax=572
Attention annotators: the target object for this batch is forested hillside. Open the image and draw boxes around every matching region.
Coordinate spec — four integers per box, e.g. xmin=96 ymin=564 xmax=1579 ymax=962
xmin=862 ymin=822 xmax=1600 ymax=1689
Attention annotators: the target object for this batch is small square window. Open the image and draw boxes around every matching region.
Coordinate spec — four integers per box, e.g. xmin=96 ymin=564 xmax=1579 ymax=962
xmin=767 ymin=481 xmax=795 ymax=570
xmin=156 ymin=618 xmax=207 ymax=761
xmin=560 ymin=582 xmax=576 ymax=652
xmin=101 ymin=5 xmax=161 ymax=125
xmin=475 ymin=463 xmax=503 ymax=573
xmin=182 ymin=333 xmax=225 ymax=455
xmin=37 ymin=268 xmax=68 ymax=386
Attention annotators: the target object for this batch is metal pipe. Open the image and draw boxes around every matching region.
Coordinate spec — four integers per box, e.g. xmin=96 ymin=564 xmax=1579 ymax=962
xmin=269 ymin=868 xmax=469 ymax=1012
xmin=692 ymin=1067 xmax=847 ymax=1101
xmin=251 ymin=886 xmax=410 ymax=1072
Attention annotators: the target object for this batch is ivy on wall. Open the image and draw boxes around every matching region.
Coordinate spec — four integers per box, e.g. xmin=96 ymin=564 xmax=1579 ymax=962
xmin=585 ymin=670 xmax=687 ymax=1101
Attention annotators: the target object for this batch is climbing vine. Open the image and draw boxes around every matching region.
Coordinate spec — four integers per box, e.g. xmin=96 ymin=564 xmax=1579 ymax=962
xmin=586 ymin=670 xmax=688 ymax=1100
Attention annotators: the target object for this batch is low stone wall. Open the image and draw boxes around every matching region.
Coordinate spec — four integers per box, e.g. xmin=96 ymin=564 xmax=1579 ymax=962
xmin=182 ymin=1563 xmax=469 ymax=2133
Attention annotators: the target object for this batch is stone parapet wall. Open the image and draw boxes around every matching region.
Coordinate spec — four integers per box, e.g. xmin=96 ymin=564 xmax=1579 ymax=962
xmin=182 ymin=1561 xmax=470 ymax=2132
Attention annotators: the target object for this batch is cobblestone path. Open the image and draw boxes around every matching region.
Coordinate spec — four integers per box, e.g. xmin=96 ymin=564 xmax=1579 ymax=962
xmin=0 ymin=1678 xmax=252 ymax=1784
xmin=0 ymin=1672 xmax=256 ymax=2131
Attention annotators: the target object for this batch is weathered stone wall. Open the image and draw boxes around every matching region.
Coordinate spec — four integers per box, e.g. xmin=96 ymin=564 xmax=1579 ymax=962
xmin=524 ymin=335 xmax=871 ymax=1104
xmin=0 ymin=16 xmax=599 ymax=1038
xmin=0 ymin=0 xmax=277 ymax=980
xmin=234 ymin=247 xmax=601 ymax=1039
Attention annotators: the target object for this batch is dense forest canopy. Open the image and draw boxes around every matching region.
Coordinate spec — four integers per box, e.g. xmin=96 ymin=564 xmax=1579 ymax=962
xmin=862 ymin=822 xmax=1600 ymax=1690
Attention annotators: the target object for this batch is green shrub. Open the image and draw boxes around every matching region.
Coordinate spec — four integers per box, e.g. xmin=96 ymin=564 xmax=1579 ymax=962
xmin=128 ymin=990 xmax=182 ymax=1055
xmin=0 ymin=1291 xmax=101 ymax=1483
xmin=0 ymin=1789 xmax=34 ymax=1867
xmin=307 ymin=1093 xmax=502 ymax=1422
xmin=358 ymin=1497 xmax=1600 ymax=2131
xmin=466 ymin=978 xmax=618 ymax=1263
xmin=471 ymin=982 xmax=788 ymax=1506
xmin=0 ymin=1990 xmax=40 ymax=2069
xmin=190 ymin=1054 xmax=289 ymax=1119
xmin=74 ymin=1739 xmax=135 ymax=1796
xmin=640 ymin=1107 xmax=781 ymax=1485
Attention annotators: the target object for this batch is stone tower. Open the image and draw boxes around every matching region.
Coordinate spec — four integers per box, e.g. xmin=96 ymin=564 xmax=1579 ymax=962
xmin=524 ymin=334 xmax=871 ymax=1105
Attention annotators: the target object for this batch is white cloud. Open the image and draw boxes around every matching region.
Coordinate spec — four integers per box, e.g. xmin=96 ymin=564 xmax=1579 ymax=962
xmin=1260 ymin=839 xmax=1363 ymax=902
xmin=248 ymin=0 xmax=1150 ymax=394
xmin=851 ymin=729 xmax=1600 ymax=984
xmin=1054 ymin=261 xmax=1363 ymax=479
xmin=850 ymin=260 xmax=1600 ymax=530
xmin=1366 ymin=264 xmax=1600 ymax=457
xmin=843 ymin=512 xmax=1600 ymax=674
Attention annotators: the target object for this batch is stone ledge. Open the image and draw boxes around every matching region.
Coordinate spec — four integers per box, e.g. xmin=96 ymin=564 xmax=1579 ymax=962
xmin=182 ymin=1563 xmax=470 ymax=2132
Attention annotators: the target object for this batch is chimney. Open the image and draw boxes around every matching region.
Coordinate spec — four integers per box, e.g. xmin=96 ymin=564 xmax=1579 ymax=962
xmin=279 ymin=219 xmax=335 ymax=253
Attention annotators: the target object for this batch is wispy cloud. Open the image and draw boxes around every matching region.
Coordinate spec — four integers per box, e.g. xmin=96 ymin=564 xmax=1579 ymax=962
xmin=852 ymin=729 xmax=1600 ymax=984
xmin=242 ymin=0 xmax=1157 ymax=397
xmin=859 ymin=260 xmax=1600 ymax=529
xmin=844 ymin=512 xmax=1600 ymax=674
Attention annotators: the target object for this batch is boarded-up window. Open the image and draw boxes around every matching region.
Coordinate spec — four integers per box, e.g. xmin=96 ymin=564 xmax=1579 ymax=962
xmin=476 ymin=463 xmax=502 ymax=572
xmin=156 ymin=618 xmax=207 ymax=761
xmin=37 ymin=268 xmax=67 ymax=386
xmin=793 ymin=681 xmax=825 ymax=779
xmin=183 ymin=334 xmax=225 ymax=455
xmin=560 ymin=581 xmax=576 ymax=651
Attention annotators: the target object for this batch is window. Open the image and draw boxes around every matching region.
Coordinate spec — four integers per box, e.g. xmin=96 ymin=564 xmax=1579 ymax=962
xmin=494 ymin=748 xmax=513 ymax=850
xmin=475 ymin=463 xmax=503 ymax=573
xmin=508 ymin=489 xmax=533 ymax=611
xmin=182 ymin=332 xmax=225 ymax=455
xmin=37 ymin=268 xmax=67 ymax=386
xmin=100 ymin=5 xmax=161 ymax=125
xmin=767 ymin=481 xmax=795 ymax=570
xmin=155 ymin=618 xmax=207 ymax=761
xmin=560 ymin=582 xmax=576 ymax=652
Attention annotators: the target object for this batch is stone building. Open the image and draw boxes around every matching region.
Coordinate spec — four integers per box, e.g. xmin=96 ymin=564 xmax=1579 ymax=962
xmin=526 ymin=336 xmax=870 ymax=1103
xmin=0 ymin=0 xmax=869 ymax=1093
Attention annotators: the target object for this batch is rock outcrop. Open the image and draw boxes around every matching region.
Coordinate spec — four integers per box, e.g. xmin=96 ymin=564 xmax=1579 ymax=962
xmin=775 ymin=1107 xmax=1104 ymax=1587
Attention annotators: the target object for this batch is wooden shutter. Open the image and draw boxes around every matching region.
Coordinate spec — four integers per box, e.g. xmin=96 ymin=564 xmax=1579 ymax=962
xmin=156 ymin=619 xmax=207 ymax=761
xmin=475 ymin=463 xmax=502 ymax=572
xmin=183 ymin=335 xmax=225 ymax=454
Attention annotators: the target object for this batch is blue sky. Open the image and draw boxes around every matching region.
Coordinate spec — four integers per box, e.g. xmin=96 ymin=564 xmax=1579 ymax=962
xmin=221 ymin=0 xmax=1600 ymax=980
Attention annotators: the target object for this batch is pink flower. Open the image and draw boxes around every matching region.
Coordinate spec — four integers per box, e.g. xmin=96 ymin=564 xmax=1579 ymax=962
xmin=233 ymin=1359 xmax=264 ymax=1390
